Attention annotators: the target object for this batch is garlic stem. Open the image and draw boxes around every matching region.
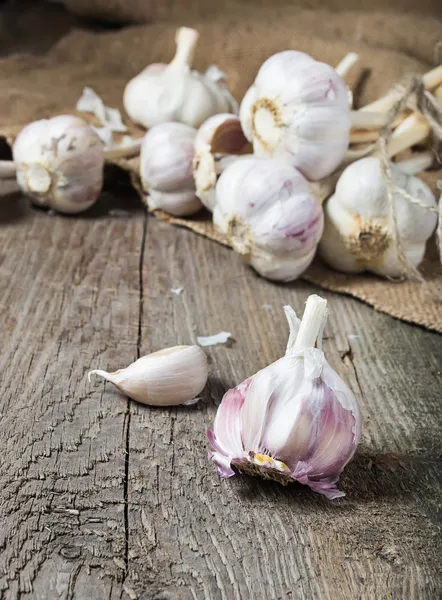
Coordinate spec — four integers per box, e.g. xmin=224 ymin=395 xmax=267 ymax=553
xmin=350 ymin=111 xmax=389 ymax=130
xmin=350 ymin=130 xmax=379 ymax=144
xmin=435 ymin=83 xmax=442 ymax=100
xmin=0 ymin=160 xmax=16 ymax=178
xmin=169 ymin=27 xmax=199 ymax=70
xmin=335 ymin=53 xmax=359 ymax=80
xmin=359 ymin=63 xmax=442 ymax=114
xmin=396 ymin=151 xmax=434 ymax=175
xmin=103 ymin=139 xmax=142 ymax=160
xmin=293 ymin=295 xmax=328 ymax=352
xmin=387 ymin=113 xmax=431 ymax=157
xmin=0 ymin=140 xmax=142 ymax=182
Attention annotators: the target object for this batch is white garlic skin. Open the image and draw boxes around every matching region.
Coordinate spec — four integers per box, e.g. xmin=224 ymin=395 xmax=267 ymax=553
xmin=13 ymin=115 xmax=104 ymax=214
xmin=123 ymin=59 xmax=237 ymax=129
xmin=240 ymin=51 xmax=351 ymax=181
xmin=319 ymin=157 xmax=437 ymax=277
xmin=194 ymin=113 xmax=250 ymax=212
xmin=88 ymin=345 xmax=208 ymax=406
xmin=140 ymin=122 xmax=202 ymax=216
xmin=214 ymin=157 xmax=324 ymax=281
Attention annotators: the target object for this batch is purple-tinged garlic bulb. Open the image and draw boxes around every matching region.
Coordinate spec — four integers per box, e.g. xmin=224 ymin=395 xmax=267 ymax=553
xmin=140 ymin=122 xmax=203 ymax=217
xmin=12 ymin=115 xmax=104 ymax=214
xmin=213 ymin=157 xmax=324 ymax=281
xmin=193 ymin=113 xmax=251 ymax=212
xmin=240 ymin=51 xmax=351 ymax=181
xmin=207 ymin=295 xmax=362 ymax=499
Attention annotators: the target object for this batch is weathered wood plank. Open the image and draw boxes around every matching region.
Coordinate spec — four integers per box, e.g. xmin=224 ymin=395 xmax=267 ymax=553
xmin=125 ymin=218 xmax=441 ymax=600
xmin=0 ymin=192 xmax=145 ymax=599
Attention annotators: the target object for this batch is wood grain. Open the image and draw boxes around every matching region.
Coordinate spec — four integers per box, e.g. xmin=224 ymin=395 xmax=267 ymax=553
xmin=0 ymin=190 xmax=145 ymax=599
xmin=0 ymin=195 xmax=440 ymax=599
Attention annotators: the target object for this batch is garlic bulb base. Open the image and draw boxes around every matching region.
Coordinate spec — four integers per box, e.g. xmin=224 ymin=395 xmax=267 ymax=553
xmin=226 ymin=216 xmax=252 ymax=257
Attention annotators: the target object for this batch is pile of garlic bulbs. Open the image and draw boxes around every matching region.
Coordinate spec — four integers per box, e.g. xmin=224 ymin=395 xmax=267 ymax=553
xmin=132 ymin=30 xmax=441 ymax=282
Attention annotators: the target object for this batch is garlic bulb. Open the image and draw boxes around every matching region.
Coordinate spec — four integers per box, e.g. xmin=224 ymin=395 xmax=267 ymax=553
xmin=88 ymin=345 xmax=208 ymax=406
xmin=140 ymin=122 xmax=202 ymax=216
xmin=239 ymin=51 xmax=351 ymax=181
xmin=193 ymin=114 xmax=250 ymax=211
xmin=12 ymin=115 xmax=104 ymax=214
xmin=319 ymin=156 xmax=437 ymax=277
xmin=213 ymin=157 xmax=324 ymax=281
xmin=207 ymin=295 xmax=361 ymax=499
xmin=123 ymin=27 xmax=238 ymax=130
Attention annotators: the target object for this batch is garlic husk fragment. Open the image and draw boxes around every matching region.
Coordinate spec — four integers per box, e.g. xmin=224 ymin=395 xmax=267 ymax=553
xmin=12 ymin=115 xmax=104 ymax=214
xmin=239 ymin=51 xmax=351 ymax=181
xmin=123 ymin=27 xmax=237 ymax=129
xmin=193 ymin=114 xmax=251 ymax=212
xmin=319 ymin=156 xmax=437 ymax=277
xmin=88 ymin=345 xmax=208 ymax=406
xmin=214 ymin=157 xmax=324 ymax=281
xmin=207 ymin=295 xmax=362 ymax=499
xmin=140 ymin=122 xmax=202 ymax=216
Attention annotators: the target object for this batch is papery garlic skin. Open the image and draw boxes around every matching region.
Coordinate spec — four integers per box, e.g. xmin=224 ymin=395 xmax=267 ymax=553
xmin=13 ymin=115 xmax=104 ymax=214
xmin=319 ymin=157 xmax=437 ymax=277
xmin=194 ymin=113 xmax=250 ymax=211
xmin=213 ymin=157 xmax=324 ymax=281
xmin=124 ymin=27 xmax=237 ymax=130
xmin=207 ymin=296 xmax=361 ymax=499
xmin=88 ymin=345 xmax=208 ymax=406
xmin=140 ymin=122 xmax=202 ymax=216
xmin=240 ymin=51 xmax=351 ymax=181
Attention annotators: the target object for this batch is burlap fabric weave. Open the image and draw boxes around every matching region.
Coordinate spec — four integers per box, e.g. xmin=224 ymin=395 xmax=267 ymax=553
xmin=1 ymin=1 xmax=441 ymax=330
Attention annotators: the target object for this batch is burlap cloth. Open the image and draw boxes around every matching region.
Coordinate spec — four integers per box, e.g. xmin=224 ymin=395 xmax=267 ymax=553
xmin=1 ymin=1 xmax=441 ymax=331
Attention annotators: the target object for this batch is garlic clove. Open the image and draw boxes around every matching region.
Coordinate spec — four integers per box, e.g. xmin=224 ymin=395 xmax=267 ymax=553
xmin=193 ymin=114 xmax=250 ymax=212
xmin=13 ymin=115 xmax=104 ymax=214
xmin=140 ymin=122 xmax=203 ymax=216
xmin=88 ymin=345 xmax=208 ymax=406
xmin=213 ymin=157 xmax=324 ymax=281
xmin=207 ymin=295 xmax=361 ymax=499
xmin=319 ymin=156 xmax=438 ymax=277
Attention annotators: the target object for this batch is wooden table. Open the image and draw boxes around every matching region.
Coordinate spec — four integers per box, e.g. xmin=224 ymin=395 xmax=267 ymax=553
xmin=0 ymin=182 xmax=441 ymax=599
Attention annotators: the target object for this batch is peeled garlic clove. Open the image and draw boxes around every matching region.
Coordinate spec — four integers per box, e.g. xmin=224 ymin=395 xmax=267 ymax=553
xmin=140 ymin=122 xmax=202 ymax=217
xmin=240 ymin=50 xmax=351 ymax=181
xmin=12 ymin=115 xmax=104 ymax=214
xmin=213 ymin=157 xmax=324 ymax=281
xmin=123 ymin=27 xmax=237 ymax=129
xmin=207 ymin=295 xmax=361 ymax=499
xmin=193 ymin=114 xmax=250 ymax=212
xmin=89 ymin=345 xmax=208 ymax=406
xmin=319 ymin=156 xmax=437 ymax=277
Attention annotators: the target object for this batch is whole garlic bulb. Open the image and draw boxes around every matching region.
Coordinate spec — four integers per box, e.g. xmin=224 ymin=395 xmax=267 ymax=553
xmin=207 ymin=295 xmax=361 ymax=499
xmin=240 ymin=51 xmax=351 ymax=181
xmin=214 ymin=157 xmax=324 ymax=281
xmin=140 ymin=122 xmax=202 ymax=217
xmin=319 ymin=157 xmax=437 ymax=277
xmin=88 ymin=345 xmax=208 ymax=406
xmin=123 ymin=27 xmax=238 ymax=130
xmin=12 ymin=115 xmax=104 ymax=214
xmin=193 ymin=113 xmax=251 ymax=212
